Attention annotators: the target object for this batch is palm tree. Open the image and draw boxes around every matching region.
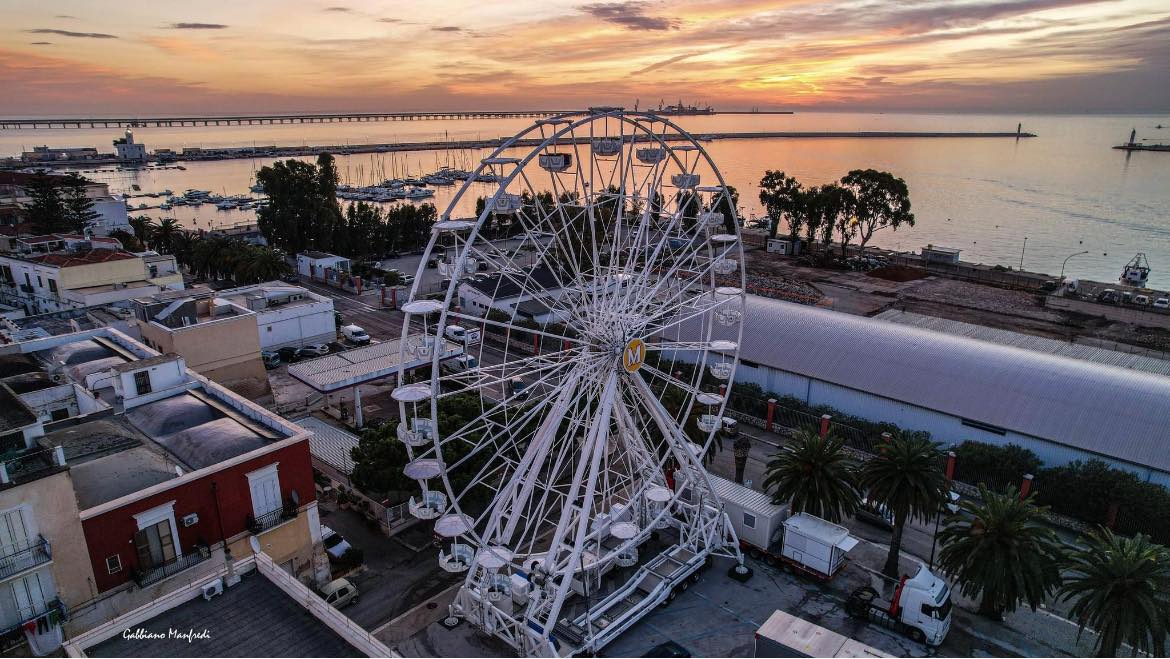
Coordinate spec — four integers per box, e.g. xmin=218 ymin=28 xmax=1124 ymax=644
xmin=236 ymin=247 xmax=290 ymax=284
xmin=1060 ymin=529 xmax=1170 ymax=657
xmin=128 ymin=216 xmax=156 ymax=248
xmin=763 ymin=428 xmax=859 ymax=523
xmin=858 ymin=433 xmax=949 ymax=578
xmin=937 ymin=485 xmax=1063 ymax=619
xmin=153 ymin=217 xmax=180 ymax=254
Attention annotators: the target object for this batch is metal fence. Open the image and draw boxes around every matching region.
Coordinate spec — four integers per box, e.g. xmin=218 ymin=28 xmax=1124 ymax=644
xmin=0 ymin=535 xmax=51 ymax=580
xmin=133 ymin=547 xmax=210 ymax=587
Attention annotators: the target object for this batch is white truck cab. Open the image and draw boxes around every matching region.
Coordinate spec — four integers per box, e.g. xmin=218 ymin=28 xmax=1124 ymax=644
xmin=897 ymin=565 xmax=953 ymax=645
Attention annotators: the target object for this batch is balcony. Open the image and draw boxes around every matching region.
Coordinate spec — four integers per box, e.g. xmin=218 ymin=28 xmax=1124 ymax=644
xmin=246 ymin=502 xmax=298 ymax=535
xmin=0 ymin=536 xmax=52 ymax=580
xmin=0 ymin=598 xmax=65 ymax=637
xmin=132 ymin=546 xmax=210 ymax=587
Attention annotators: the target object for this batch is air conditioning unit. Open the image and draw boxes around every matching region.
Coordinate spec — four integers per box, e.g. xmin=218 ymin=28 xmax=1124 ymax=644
xmin=201 ymin=578 xmax=224 ymax=601
xmin=182 ymin=513 xmax=199 ymax=527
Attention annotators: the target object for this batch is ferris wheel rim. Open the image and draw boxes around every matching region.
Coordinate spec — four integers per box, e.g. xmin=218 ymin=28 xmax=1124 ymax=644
xmin=394 ymin=108 xmax=748 ymax=571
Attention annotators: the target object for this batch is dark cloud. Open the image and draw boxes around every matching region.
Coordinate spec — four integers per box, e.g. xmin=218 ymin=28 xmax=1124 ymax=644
xmin=580 ymin=2 xmax=679 ymax=30
xmin=27 ymin=28 xmax=117 ymax=39
xmin=322 ymin=6 xmax=352 ymax=12
xmin=29 ymin=42 xmax=53 ymax=45
xmin=431 ymin=26 xmax=463 ymax=32
xmin=170 ymin=22 xmax=229 ymax=29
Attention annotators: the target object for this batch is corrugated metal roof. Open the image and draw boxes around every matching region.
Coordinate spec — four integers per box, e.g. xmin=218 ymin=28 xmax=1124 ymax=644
xmin=709 ymin=473 xmax=785 ymax=516
xmin=695 ymin=296 xmax=1170 ymax=473
xmin=296 ymin=416 xmax=358 ymax=475
xmin=873 ymin=310 xmax=1170 ymax=377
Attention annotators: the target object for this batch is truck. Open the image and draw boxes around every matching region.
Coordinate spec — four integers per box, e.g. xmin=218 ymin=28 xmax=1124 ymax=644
xmin=755 ymin=610 xmax=890 ymax=658
xmin=844 ymin=564 xmax=953 ymax=646
xmin=678 ymin=474 xmax=858 ymax=580
xmin=340 ymin=324 xmax=371 ymax=345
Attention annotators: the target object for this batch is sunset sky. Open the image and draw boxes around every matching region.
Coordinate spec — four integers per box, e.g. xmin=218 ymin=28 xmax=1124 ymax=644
xmin=2 ymin=0 xmax=1168 ymax=115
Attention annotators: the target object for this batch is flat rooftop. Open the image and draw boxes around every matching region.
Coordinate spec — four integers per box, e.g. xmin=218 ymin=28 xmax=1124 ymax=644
xmin=288 ymin=334 xmax=462 ymax=392
xmin=48 ymin=416 xmax=181 ymax=509
xmin=86 ymin=572 xmax=366 ymax=658
xmin=0 ymin=383 xmax=37 ymax=432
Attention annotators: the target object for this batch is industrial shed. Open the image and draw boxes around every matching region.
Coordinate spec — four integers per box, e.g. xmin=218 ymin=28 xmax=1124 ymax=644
xmin=670 ymin=296 xmax=1170 ymax=485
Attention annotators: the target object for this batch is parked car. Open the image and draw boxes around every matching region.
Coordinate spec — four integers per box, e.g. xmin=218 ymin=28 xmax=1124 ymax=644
xmin=1155 ymin=298 xmax=1170 ymax=309
xmin=281 ymin=273 xmax=301 ymax=284
xmin=401 ymin=274 xmax=415 ymax=286
xmin=855 ymin=497 xmax=895 ymax=530
xmin=341 ymin=324 xmax=371 ymax=345
xmin=1097 ymin=288 xmax=1119 ymax=304
xmin=296 ymin=343 xmax=331 ymax=359
xmin=643 ymin=641 xmax=691 ymax=657
xmin=327 ymin=341 xmax=347 ymax=353
xmin=261 ymin=350 xmax=281 ymax=370
xmin=277 ymin=346 xmax=301 ymax=363
xmin=1134 ymin=294 xmax=1151 ymax=306
xmin=426 ymin=258 xmax=439 ymax=269
xmin=320 ymin=578 xmax=359 ymax=608
xmin=321 ymin=526 xmax=352 ymax=560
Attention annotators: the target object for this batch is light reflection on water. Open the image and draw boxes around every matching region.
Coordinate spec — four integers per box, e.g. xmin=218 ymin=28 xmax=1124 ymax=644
xmin=4 ymin=112 xmax=1167 ymax=287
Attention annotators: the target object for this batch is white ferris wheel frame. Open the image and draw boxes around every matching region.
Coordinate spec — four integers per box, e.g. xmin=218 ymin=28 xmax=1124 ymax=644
xmin=393 ymin=108 xmax=748 ymax=657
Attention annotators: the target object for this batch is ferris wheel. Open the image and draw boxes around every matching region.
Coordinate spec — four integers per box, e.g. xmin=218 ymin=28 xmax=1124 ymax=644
xmin=393 ymin=108 xmax=748 ymax=657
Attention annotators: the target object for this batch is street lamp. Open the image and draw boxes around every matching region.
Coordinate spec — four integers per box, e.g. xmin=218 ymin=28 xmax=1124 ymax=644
xmin=1060 ymin=250 xmax=1090 ymax=280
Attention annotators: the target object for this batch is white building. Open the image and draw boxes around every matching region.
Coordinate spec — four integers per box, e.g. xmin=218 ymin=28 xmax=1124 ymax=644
xmin=216 ymin=282 xmax=336 ymax=349
xmin=457 ymin=266 xmax=566 ymax=322
xmin=0 ymin=171 xmax=129 ymax=237
xmin=112 ymin=128 xmax=147 ymax=162
xmin=296 ymin=251 xmax=350 ymax=280
xmin=669 ymin=295 xmax=1170 ymax=486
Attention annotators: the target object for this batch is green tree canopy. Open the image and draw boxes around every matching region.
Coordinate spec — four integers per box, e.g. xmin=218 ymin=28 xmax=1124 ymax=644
xmin=1060 ymin=528 xmax=1170 ymax=657
xmin=840 ymin=169 xmax=914 ymax=253
xmin=763 ymin=428 xmax=859 ymax=523
xmin=937 ymin=485 xmax=1063 ymax=619
xmin=858 ymin=433 xmax=949 ymax=578
xmin=758 ymin=170 xmax=807 ymax=239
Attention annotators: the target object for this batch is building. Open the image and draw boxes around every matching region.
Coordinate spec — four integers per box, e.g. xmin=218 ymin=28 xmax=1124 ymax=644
xmin=921 ymin=245 xmax=961 ymax=265
xmin=0 ymin=235 xmax=183 ymax=315
xmin=215 ymin=282 xmax=336 ymax=350
xmin=112 ymin=129 xmax=146 ymax=162
xmin=0 ymin=364 xmax=100 ymax=655
xmin=63 ymin=550 xmax=390 ymax=657
xmin=669 ymin=295 xmax=1170 ymax=485
xmin=20 ymin=146 xmax=101 ymax=164
xmin=297 ymin=251 xmax=350 ymax=280
xmin=0 ymin=172 xmax=129 ymax=237
xmin=132 ymin=287 xmax=269 ymax=398
xmin=457 ymin=265 xmax=565 ymax=322
xmin=0 ymin=327 xmax=327 ymax=640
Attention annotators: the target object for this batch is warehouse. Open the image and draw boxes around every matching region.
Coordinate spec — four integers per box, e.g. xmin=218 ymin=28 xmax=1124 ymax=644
xmin=673 ymin=296 xmax=1170 ymax=485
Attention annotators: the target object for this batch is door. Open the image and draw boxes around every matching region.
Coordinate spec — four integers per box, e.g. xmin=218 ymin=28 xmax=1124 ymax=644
xmin=12 ymin=572 xmax=47 ymax=621
xmin=249 ymin=470 xmax=282 ymax=517
xmin=0 ymin=508 xmax=30 ymax=558
xmin=134 ymin=519 xmax=177 ymax=568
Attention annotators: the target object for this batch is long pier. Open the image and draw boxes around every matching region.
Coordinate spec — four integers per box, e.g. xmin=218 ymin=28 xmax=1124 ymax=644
xmin=0 ymin=110 xmax=575 ymax=130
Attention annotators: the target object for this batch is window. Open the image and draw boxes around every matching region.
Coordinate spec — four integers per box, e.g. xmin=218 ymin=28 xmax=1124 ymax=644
xmin=23 ymin=273 xmax=31 ymax=287
xmin=132 ymin=501 xmax=180 ymax=569
xmin=133 ymin=371 xmax=152 ymax=396
xmin=47 ymin=279 xmax=57 ymax=295
xmin=49 ymin=408 xmax=69 ymax=422
xmin=742 ymin=512 xmax=756 ymax=528
xmin=134 ymin=519 xmax=177 ymax=569
xmin=961 ymin=418 xmax=1007 ymax=436
xmin=106 ymin=554 xmax=122 ymax=574
xmin=247 ymin=463 xmax=282 ymax=518
xmin=36 ymin=276 xmax=42 ymax=288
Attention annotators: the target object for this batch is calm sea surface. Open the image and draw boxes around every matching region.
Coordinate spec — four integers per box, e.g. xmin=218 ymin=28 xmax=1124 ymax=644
xmin=3 ymin=112 xmax=1168 ymax=287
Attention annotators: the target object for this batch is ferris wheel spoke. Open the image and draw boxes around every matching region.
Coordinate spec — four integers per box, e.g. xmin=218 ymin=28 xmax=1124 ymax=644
xmin=433 ymin=345 xmax=586 ymax=401
xmin=445 ymin=310 xmax=589 ymax=348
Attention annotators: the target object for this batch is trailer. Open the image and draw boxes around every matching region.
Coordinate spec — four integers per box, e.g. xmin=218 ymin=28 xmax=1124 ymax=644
xmin=844 ymin=564 xmax=953 ymax=646
xmin=679 ymin=475 xmax=857 ymax=579
xmin=755 ymin=610 xmax=891 ymax=658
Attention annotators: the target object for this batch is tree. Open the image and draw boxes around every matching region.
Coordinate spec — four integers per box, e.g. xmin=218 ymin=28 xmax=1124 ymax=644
xmin=59 ymin=173 xmax=99 ymax=234
xmin=858 ymin=433 xmax=949 ymax=578
xmin=937 ymin=485 xmax=1063 ymax=619
xmin=21 ymin=173 xmax=68 ymax=234
xmin=804 ymin=183 xmax=857 ymax=254
xmin=763 ymin=428 xmax=859 ymax=523
xmin=153 ymin=217 xmax=180 ymax=254
xmin=235 ymin=246 xmax=290 ymax=284
xmin=840 ymin=169 xmax=914 ymax=254
xmin=709 ymin=185 xmax=740 ymax=233
xmin=128 ymin=216 xmax=156 ymax=248
xmin=1060 ymin=529 xmax=1170 ymax=657
xmin=107 ymin=229 xmax=142 ymax=252
xmin=758 ymin=171 xmax=806 ymax=240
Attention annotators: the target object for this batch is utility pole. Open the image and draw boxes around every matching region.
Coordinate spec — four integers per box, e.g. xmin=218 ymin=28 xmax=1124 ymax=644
xmin=1019 ymin=236 xmax=1027 ymax=271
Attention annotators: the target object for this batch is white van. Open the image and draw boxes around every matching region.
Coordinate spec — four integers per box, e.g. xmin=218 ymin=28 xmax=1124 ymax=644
xmin=442 ymin=354 xmax=479 ymax=373
xmin=445 ymin=324 xmax=481 ymax=345
xmin=341 ymin=324 xmax=371 ymax=345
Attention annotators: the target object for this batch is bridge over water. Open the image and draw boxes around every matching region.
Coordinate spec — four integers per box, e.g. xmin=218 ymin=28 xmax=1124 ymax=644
xmin=0 ymin=110 xmax=575 ymax=130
